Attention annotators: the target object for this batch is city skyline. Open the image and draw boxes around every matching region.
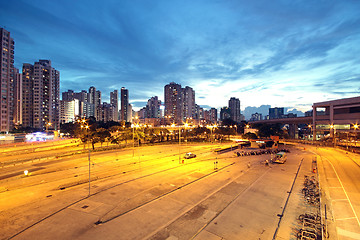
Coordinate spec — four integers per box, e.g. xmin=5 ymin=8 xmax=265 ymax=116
xmin=1 ymin=0 xmax=359 ymax=112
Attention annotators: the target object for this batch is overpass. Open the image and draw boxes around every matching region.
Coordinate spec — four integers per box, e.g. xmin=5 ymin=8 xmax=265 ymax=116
xmin=249 ymin=96 xmax=360 ymax=139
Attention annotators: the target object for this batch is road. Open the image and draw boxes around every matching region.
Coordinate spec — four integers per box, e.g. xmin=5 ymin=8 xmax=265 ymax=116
xmin=313 ymin=147 xmax=360 ymax=240
xmin=1 ymin=140 xmax=359 ymax=239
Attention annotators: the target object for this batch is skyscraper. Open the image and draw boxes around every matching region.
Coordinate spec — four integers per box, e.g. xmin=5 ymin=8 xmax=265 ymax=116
xmin=22 ymin=63 xmax=34 ymax=128
xmin=182 ymin=86 xmax=195 ymax=120
xmin=269 ymin=107 xmax=284 ymax=119
xmin=146 ymin=96 xmax=161 ymax=118
xmin=0 ymin=28 xmax=15 ymax=132
xmin=120 ymin=87 xmax=129 ymax=122
xmin=22 ymin=60 xmax=60 ymax=130
xmin=228 ymin=97 xmax=241 ymax=123
xmin=110 ymin=90 xmax=119 ymax=121
xmin=13 ymin=68 xmax=22 ymax=127
xmin=89 ymin=86 xmax=101 ymax=120
xmin=164 ymin=82 xmax=182 ymax=123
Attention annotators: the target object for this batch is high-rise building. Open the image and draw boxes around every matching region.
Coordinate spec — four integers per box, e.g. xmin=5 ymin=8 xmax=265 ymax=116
xmin=60 ymin=99 xmax=79 ymax=124
xmin=99 ymin=102 xmax=115 ymax=122
xmin=120 ymin=87 xmax=129 ymax=122
xmin=88 ymin=86 xmax=101 ymax=120
xmin=183 ymin=86 xmax=195 ymax=120
xmin=269 ymin=107 xmax=284 ymax=119
xmin=73 ymin=90 xmax=88 ymax=102
xmin=22 ymin=63 xmax=34 ymax=128
xmin=110 ymin=90 xmax=119 ymax=121
xmin=22 ymin=60 xmax=60 ymax=131
xmin=164 ymin=82 xmax=182 ymax=123
xmin=13 ymin=68 xmax=22 ymax=126
xmin=228 ymin=97 xmax=241 ymax=123
xmin=209 ymin=108 xmax=217 ymax=123
xmin=0 ymin=28 xmax=15 ymax=132
xmin=220 ymin=107 xmax=231 ymax=121
xmin=250 ymin=112 xmax=262 ymax=121
xmin=146 ymin=96 xmax=161 ymax=118
xmin=62 ymin=90 xmax=74 ymax=101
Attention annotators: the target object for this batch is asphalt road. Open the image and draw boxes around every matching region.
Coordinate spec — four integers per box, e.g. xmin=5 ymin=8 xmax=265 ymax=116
xmin=1 ymin=140 xmax=359 ymax=240
xmin=314 ymin=147 xmax=360 ymax=240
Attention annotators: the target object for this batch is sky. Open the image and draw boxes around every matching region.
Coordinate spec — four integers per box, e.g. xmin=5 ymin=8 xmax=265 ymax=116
xmin=1 ymin=0 xmax=360 ymax=114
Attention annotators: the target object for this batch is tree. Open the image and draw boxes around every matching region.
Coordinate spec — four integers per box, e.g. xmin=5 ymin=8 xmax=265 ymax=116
xmin=95 ymin=128 xmax=111 ymax=147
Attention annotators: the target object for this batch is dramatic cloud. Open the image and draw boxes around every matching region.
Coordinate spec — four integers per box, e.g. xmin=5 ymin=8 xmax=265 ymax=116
xmin=1 ymin=0 xmax=359 ymax=113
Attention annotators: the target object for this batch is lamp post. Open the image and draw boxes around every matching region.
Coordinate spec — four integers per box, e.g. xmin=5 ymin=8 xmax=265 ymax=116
xmin=46 ymin=122 xmax=51 ymax=133
xmin=354 ymin=124 xmax=358 ymax=147
xmin=131 ymin=124 xmax=139 ymax=157
xmin=330 ymin=124 xmax=336 ymax=147
xmin=308 ymin=124 xmax=312 ymax=141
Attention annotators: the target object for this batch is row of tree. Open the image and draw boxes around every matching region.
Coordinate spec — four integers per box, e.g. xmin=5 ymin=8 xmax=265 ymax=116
xmin=59 ymin=117 xmax=288 ymax=149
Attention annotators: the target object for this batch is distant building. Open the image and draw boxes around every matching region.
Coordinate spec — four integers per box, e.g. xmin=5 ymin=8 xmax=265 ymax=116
xmin=89 ymin=86 xmax=101 ymax=120
xmin=110 ymin=90 xmax=119 ymax=121
xmin=182 ymin=86 xmax=195 ymax=120
xmin=228 ymin=97 xmax=241 ymax=123
xmin=209 ymin=108 xmax=217 ymax=123
xmin=60 ymin=99 xmax=80 ymax=124
xmin=62 ymin=90 xmax=74 ymax=101
xmin=120 ymin=87 xmax=129 ymax=122
xmin=99 ymin=102 xmax=115 ymax=122
xmin=0 ymin=28 xmax=15 ymax=132
xmin=269 ymin=107 xmax=284 ymax=119
xmin=250 ymin=112 xmax=262 ymax=121
xmin=220 ymin=107 xmax=231 ymax=121
xmin=146 ymin=96 xmax=161 ymax=118
xmin=74 ymin=90 xmax=88 ymax=102
xmin=164 ymin=82 xmax=183 ymax=123
xmin=22 ymin=60 xmax=60 ymax=131
xmin=13 ymin=68 xmax=22 ymax=126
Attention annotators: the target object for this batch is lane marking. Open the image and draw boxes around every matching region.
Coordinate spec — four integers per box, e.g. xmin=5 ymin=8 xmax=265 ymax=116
xmin=326 ymin=158 xmax=360 ymax=228
xmin=337 ymin=227 xmax=360 ymax=239
xmin=336 ymin=217 xmax=357 ymax=221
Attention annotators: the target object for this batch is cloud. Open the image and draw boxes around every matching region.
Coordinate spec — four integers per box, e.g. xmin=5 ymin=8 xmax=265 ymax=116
xmin=1 ymin=0 xmax=359 ymax=112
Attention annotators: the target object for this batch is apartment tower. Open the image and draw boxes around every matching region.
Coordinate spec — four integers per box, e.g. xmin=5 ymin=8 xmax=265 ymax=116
xmin=22 ymin=60 xmax=60 ymax=130
xmin=0 ymin=28 xmax=15 ymax=132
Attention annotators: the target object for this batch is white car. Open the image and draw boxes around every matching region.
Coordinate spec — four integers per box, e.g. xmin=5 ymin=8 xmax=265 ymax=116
xmin=184 ymin=152 xmax=196 ymax=159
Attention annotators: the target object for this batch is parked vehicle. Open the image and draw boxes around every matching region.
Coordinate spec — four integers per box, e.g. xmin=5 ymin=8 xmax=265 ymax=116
xmin=273 ymin=151 xmax=287 ymax=164
xmin=184 ymin=152 xmax=196 ymax=159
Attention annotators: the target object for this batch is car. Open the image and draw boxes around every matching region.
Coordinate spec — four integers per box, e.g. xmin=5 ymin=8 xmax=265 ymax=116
xmin=184 ymin=152 xmax=196 ymax=159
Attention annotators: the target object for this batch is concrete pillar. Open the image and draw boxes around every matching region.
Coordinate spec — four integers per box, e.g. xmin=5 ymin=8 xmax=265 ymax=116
xmin=289 ymin=124 xmax=298 ymax=139
xmin=312 ymin=106 xmax=316 ymax=141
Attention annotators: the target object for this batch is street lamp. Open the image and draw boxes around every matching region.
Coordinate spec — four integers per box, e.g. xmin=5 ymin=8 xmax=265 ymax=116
xmin=330 ymin=124 xmax=336 ymax=147
xmin=354 ymin=124 xmax=358 ymax=146
xmin=46 ymin=122 xmax=51 ymax=133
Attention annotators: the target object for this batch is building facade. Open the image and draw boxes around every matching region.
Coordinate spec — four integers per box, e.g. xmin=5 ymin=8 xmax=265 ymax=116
xmin=164 ymin=82 xmax=182 ymax=123
xmin=146 ymin=96 xmax=161 ymax=118
xmin=13 ymin=68 xmax=22 ymax=126
xmin=0 ymin=28 xmax=15 ymax=132
xmin=120 ymin=87 xmax=129 ymax=122
xmin=182 ymin=86 xmax=195 ymax=120
xmin=220 ymin=107 xmax=231 ymax=121
xmin=110 ymin=90 xmax=119 ymax=121
xmin=269 ymin=107 xmax=284 ymax=119
xmin=22 ymin=60 xmax=60 ymax=131
xmin=228 ymin=97 xmax=241 ymax=123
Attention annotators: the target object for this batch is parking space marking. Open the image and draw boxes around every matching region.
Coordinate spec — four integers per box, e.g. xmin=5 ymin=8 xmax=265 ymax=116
xmin=336 ymin=217 xmax=357 ymax=221
xmin=327 ymin=158 xmax=360 ymax=227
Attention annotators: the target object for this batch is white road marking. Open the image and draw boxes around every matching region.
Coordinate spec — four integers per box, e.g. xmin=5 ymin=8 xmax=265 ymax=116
xmin=327 ymin=158 xmax=360 ymax=227
xmin=337 ymin=227 xmax=360 ymax=239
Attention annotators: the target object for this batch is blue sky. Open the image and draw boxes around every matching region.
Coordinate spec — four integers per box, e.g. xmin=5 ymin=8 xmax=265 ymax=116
xmin=1 ymin=0 xmax=359 ymax=113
